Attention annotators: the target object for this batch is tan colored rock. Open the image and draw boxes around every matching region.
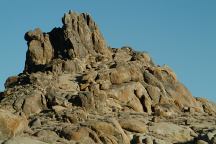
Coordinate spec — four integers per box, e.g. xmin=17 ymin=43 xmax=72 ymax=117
xmin=166 ymin=83 xmax=202 ymax=110
xmin=22 ymin=91 xmax=44 ymax=116
xmin=106 ymin=82 xmax=144 ymax=112
xmin=99 ymin=80 xmax=112 ymax=90
xmin=29 ymin=118 xmax=41 ymax=128
xmin=105 ymin=82 xmax=153 ymax=113
xmin=144 ymin=70 xmax=164 ymax=89
xmin=80 ymin=83 xmax=89 ymax=91
xmin=197 ymin=98 xmax=216 ymax=114
xmin=62 ymin=59 xmax=85 ymax=74
xmin=110 ymin=66 xmax=131 ymax=84
xmin=52 ymin=105 xmax=67 ymax=113
xmin=24 ymin=12 xmax=112 ymax=73
xmin=88 ymin=119 xmax=130 ymax=144
xmin=146 ymin=85 xmax=161 ymax=105
xmin=82 ymin=70 xmax=98 ymax=83
xmin=152 ymin=65 xmax=177 ymax=83
xmin=97 ymin=70 xmax=111 ymax=82
xmin=29 ymin=72 xmax=53 ymax=87
xmin=92 ymin=89 xmax=108 ymax=113
xmin=69 ymin=92 xmax=95 ymax=111
xmin=113 ymin=47 xmax=132 ymax=62
xmin=67 ymin=127 xmax=89 ymax=141
xmin=128 ymin=63 xmax=143 ymax=82
xmin=3 ymin=136 xmax=48 ymax=144
xmin=65 ymin=109 xmax=88 ymax=123
xmin=119 ymin=119 xmax=148 ymax=133
xmin=0 ymin=109 xmax=28 ymax=139
xmin=34 ymin=130 xmax=59 ymax=143
xmin=4 ymin=76 xmax=19 ymax=88
xmin=2 ymin=10 xmax=216 ymax=144
xmin=110 ymin=62 xmax=143 ymax=84
xmin=144 ymin=67 xmax=203 ymax=113
xmin=133 ymin=135 xmax=153 ymax=144
xmin=25 ymin=28 xmax=53 ymax=71
xmin=61 ymin=125 xmax=101 ymax=143
xmin=149 ymin=122 xmax=195 ymax=143
xmin=62 ymin=12 xmax=112 ymax=58
xmin=55 ymin=74 xmax=80 ymax=92
xmin=154 ymin=103 xmax=179 ymax=117
xmin=132 ymin=52 xmax=152 ymax=64
xmin=196 ymin=140 xmax=208 ymax=144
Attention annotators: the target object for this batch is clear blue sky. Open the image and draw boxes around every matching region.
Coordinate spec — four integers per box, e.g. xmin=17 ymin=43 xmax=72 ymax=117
xmin=0 ymin=1 xmax=215 ymax=102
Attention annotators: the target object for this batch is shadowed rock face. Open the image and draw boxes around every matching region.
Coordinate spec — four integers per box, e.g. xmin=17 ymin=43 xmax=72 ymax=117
xmin=1 ymin=11 xmax=216 ymax=144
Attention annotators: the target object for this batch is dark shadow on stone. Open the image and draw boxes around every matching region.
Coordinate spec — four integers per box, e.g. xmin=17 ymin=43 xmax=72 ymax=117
xmin=18 ymin=74 xmax=31 ymax=85
xmin=48 ymin=28 xmax=69 ymax=59
xmin=68 ymin=95 xmax=82 ymax=107
xmin=140 ymin=96 xmax=148 ymax=113
xmin=109 ymin=63 xmax=117 ymax=69
xmin=174 ymin=139 xmax=196 ymax=144
xmin=75 ymin=75 xmax=85 ymax=84
xmin=24 ymin=60 xmax=48 ymax=73
xmin=0 ymin=92 xmax=5 ymax=102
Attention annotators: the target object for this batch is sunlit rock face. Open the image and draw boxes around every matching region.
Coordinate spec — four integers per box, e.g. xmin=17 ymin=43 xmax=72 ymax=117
xmin=0 ymin=11 xmax=216 ymax=144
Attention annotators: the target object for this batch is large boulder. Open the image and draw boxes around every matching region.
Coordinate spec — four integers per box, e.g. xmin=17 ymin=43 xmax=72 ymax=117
xmin=24 ymin=28 xmax=53 ymax=72
xmin=119 ymin=119 xmax=148 ymax=133
xmin=0 ymin=109 xmax=28 ymax=139
xmin=149 ymin=122 xmax=195 ymax=143
xmin=3 ymin=137 xmax=48 ymax=144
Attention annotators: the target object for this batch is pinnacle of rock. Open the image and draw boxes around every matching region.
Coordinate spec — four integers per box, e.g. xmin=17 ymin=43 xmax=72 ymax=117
xmin=0 ymin=11 xmax=216 ymax=144
xmin=24 ymin=12 xmax=111 ymax=73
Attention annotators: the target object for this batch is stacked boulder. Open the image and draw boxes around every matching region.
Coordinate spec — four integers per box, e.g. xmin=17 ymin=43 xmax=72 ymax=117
xmin=0 ymin=11 xmax=216 ymax=144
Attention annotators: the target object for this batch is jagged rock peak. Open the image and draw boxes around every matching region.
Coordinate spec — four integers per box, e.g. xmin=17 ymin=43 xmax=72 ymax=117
xmin=24 ymin=11 xmax=111 ymax=73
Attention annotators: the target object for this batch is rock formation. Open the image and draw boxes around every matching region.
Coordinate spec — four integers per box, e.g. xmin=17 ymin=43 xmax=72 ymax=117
xmin=0 ymin=11 xmax=216 ymax=144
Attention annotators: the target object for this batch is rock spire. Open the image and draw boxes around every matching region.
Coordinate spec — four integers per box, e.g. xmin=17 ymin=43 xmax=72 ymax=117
xmin=24 ymin=12 xmax=111 ymax=72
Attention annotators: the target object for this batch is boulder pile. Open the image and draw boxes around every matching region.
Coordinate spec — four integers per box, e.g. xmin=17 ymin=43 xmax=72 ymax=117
xmin=0 ymin=11 xmax=216 ymax=144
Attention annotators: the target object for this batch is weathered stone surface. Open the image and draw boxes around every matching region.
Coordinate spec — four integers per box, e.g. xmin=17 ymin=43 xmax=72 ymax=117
xmin=149 ymin=122 xmax=195 ymax=143
xmin=34 ymin=130 xmax=59 ymax=143
xmin=3 ymin=137 xmax=48 ymax=144
xmin=54 ymin=74 xmax=80 ymax=92
xmin=196 ymin=140 xmax=208 ymax=144
xmin=105 ymin=82 xmax=146 ymax=112
xmin=110 ymin=66 xmax=131 ymax=84
xmin=1 ymin=11 xmax=216 ymax=144
xmin=61 ymin=126 xmax=92 ymax=142
xmin=119 ymin=119 xmax=148 ymax=133
xmin=25 ymin=28 xmax=53 ymax=72
xmin=197 ymin=98 xmax=216 ymax=114
xmin=4 ymin=76 xmax=19 ymax=88
xmin=24 ymin=12 xmax=111 ymax=73
xmin=86 ymin=119 xmax=130 ymax=144
xmin=22 ymin=91 xmax=44 ymax=116
xmin=113 ymin=47 xmax=132 ymax=62
xmin=0 ymin=109 xmax=28 ymax=139
xmin=62 ymin=59 xmax=85 ymax=74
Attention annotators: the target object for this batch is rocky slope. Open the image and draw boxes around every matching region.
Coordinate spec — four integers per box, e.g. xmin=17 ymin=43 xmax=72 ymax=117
xmin=0 ymin=11 xmax=216 ymax=144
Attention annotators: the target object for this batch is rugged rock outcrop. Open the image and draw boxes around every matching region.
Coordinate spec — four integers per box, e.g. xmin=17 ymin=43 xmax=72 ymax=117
xmin=0 ymin=11 xmax=216 ymax=144
xmin=24 ymin=11 xmax=111 ymax=73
